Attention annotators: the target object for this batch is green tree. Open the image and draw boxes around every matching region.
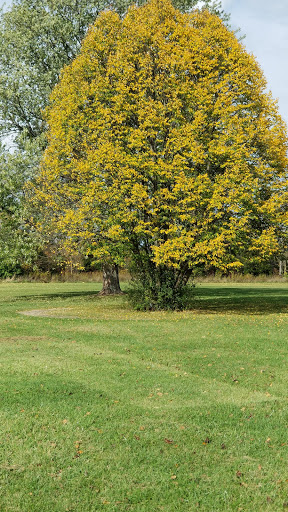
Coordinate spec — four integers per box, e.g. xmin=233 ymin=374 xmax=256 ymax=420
xmin=0 ymin=138 xmax=43 ymax=276
xmin=0 ymin=0 xmax=225 ymax=283
xmin=33 ymin=0 xmax=288 ymax=309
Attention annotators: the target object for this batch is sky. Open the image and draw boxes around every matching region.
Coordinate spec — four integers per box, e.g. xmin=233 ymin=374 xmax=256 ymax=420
xmin=222 ymin=0 xmax=288 ymax=126
xmin=0 ymin=0 xmax=287 ymax=126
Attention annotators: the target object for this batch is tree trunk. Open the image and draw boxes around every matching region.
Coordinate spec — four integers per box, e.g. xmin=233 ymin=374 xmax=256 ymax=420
xmin=99 ymin=263 xmax=122 ymax=295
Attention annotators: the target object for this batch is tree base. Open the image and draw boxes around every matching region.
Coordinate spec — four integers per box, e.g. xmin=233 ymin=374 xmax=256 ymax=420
xmin=99 ymin=264 xmax=122 ymax=295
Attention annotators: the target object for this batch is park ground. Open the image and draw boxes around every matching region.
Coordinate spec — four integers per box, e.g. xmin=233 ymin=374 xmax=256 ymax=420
xmin=0 ymin=281 xmax=288 ymax=511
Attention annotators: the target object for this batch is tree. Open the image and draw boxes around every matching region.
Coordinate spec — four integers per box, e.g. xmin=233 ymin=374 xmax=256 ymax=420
xmin=34 ymin=0 xmax=288 ymax=308
xmin=0 ymin=0 xmax=225 ymax=286
xmin=0 ymin=0 xmax=225 ymax=142
xmin=0 ymin=138 xmax=45 ymax=277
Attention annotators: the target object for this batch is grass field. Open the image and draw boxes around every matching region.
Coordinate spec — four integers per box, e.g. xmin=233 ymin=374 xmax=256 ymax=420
xmin=0 ymin=281 xmax=288 ymax=511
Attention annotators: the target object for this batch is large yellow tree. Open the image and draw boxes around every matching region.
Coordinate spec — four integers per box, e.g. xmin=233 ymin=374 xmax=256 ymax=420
xmin=34 ymin=0 xmax=288 ymax=309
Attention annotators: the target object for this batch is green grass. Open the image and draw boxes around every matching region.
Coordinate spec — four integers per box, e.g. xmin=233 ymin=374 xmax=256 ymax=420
xmin=0 ymin=281 xmax=288 ymax=511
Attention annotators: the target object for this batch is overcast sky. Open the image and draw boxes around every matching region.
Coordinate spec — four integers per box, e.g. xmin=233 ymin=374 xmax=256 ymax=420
xmin=1 ymin=0 xmax=287 ymax=126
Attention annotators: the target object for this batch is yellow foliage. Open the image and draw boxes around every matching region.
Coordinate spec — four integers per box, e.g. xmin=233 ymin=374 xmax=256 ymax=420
xmin=34 ymin=0 xmax=288 ymax=276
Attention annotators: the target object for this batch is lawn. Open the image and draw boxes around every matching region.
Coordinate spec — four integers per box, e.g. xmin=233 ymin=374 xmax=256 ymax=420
xmin=0 ymin=281 xmax=288 ymax=511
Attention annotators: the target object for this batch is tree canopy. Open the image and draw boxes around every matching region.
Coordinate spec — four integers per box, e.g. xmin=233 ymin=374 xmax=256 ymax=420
xmin=0 ymin=0 xmax=226 ymax=143
xmin=0 ymin=0 xmax=115 ymax=140
xmin=33 ymin=0 xmax=288 ymax=307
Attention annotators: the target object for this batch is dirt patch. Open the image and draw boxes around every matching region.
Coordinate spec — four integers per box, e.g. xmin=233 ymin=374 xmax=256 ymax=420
xmin=18 ymin=308 xmax=79 ymax=319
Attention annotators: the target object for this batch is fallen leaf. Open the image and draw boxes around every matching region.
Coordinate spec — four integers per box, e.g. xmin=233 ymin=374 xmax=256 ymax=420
xmin=203 ymin=437 xmax=211 ymax=445
xmin=164 ymin=438 xmax=173 ymax=444
xmin=236 ymin=471 xmax=243 ymax=478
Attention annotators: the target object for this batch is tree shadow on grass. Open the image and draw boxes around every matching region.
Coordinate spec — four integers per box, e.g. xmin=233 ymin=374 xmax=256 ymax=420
xmin=12 ymin=285 xmax=288 ymax=315
xmin=14 ymin=290 xmax=127 ymax=308
xmin=188 ymin=286 xmax=288 ymax=315
xmin=18 ymin=290 xmax=101 ymax=301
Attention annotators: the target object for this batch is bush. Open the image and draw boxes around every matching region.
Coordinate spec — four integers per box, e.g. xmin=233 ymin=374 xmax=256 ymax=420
xmin=128 ymin=269 xmax=192 ymax=311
